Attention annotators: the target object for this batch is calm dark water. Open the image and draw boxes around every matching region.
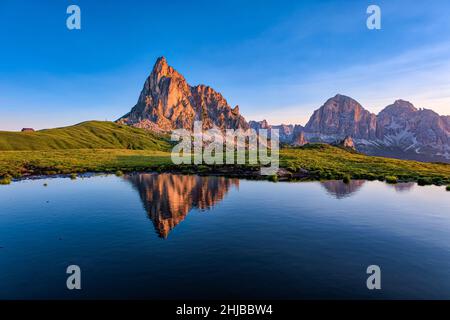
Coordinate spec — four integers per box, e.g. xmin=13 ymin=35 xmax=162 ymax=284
xmin=0 ymin=173 xmax=449 ymax=299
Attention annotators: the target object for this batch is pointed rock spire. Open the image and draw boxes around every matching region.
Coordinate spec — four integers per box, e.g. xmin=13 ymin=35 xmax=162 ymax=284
xmin=118 ymin=57 xmax=249 ymax=132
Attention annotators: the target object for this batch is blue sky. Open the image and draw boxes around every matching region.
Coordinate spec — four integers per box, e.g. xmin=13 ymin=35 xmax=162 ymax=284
xmin=1 ymin=0 xmax=449 ymax=130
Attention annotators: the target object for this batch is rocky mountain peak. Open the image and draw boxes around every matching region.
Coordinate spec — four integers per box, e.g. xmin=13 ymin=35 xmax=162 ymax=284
xmin=154 ymin=56 xmax=169 ymax=72
xmin=118 ymin=57 xmax=249 ymax=132
xmin=380 ymin=99 xmax=418 ymax=116
xmin=305 ymin=94 xmax=377 ymax=140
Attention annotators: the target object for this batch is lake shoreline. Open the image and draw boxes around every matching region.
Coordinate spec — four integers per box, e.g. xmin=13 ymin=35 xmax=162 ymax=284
xmin=1 ymin=145 xmax=449 ymax=186
xmin=4 ymin=166 xmax=450 ymax=189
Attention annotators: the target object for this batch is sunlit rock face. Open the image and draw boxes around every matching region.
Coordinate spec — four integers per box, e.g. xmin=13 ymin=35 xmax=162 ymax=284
xmin=338 ymin=136 xmax=355 ymax=150
xmin=305 ymin=94 xmax=377 ymax=141
xmin=292 ymin=130 xmax=307 ymax=146
xmin=118 ymin=57 xmax=249 ymax=132
xmin=251 ymin=95 xmax=449 ymax=162
xmin=371 ymin=100 xmax=450 ymax=162
xmin=124 ymin=173 xmax=239 ymax=238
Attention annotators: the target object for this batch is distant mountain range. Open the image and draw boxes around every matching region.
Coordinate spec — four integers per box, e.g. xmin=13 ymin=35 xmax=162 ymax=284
xmin=118 ymin=57 xmax=450 ymax=163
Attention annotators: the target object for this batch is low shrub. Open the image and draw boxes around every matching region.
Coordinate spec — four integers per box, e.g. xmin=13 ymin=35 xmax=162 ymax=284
xmin=0 ymin=175 xmax=12 ymax=185
xmin=115 ymin=170 xmax=124 ymax=177
xmin=385 ymin=176 xmax=398 ymax=184
xmin=431 ymin=176 xmax=444 ymax=185
xmin=417 ymin=177 xmax=433 ymax=186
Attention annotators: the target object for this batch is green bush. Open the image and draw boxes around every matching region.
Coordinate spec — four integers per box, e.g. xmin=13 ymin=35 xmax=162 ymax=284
xmin=446 ymin=185 xmax=450 ymax=191
xmin=417 ymin=177 xmax=432 ymax=186
xmin=70 ymin=173 xmax=77 ymax=180
xmin=431 ymin=176 xmax=444 ymax=185
xmin=385 ymin=176 xmax=398 ymax=184
xmin=0 ymin=175 xmax=12 ymax=185
xmin=343 ymin=175 xmax=351 ymax=184
xmin=115 ymin=170 xmax=124 ymax=177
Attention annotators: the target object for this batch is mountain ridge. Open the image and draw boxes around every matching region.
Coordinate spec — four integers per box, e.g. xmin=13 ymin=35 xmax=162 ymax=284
xmin=118 ymin=57 xmax=449 ymax=163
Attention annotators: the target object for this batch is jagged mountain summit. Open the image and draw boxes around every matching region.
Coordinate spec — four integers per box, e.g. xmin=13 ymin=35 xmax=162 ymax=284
xmin=367 ymin=99 xmax=450 ymax=162
xmin=118 ymin=57 xmax=248 ymax=132
xmin=253 ymin=95 xmax=449 ymax=162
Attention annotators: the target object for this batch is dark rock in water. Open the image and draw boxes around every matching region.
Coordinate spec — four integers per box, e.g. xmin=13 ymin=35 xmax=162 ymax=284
xmin=276 ymin=168 xmax=292 ymax=180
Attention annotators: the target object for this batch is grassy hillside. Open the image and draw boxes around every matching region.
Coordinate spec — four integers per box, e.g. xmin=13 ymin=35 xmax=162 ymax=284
xmin=0 ymin=121 xmax=171 ymax=151
xmin=0 ymin=121 xmax=448 ymax=185
xmin=0 ymin=144 xmax=449 ymax=185
xmin=281 ymin=144 xmax=450 ymax=184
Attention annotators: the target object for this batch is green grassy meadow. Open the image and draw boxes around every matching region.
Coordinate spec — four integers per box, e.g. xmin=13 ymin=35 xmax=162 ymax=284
xmin=0 ymin=121 xmax=449 ymax=185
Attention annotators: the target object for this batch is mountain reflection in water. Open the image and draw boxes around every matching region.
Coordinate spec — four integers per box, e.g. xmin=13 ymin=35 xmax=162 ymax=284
xmin=320 ymin=180 xmax=366 ymax=199
xmin=320 ymin=180 xmax=415 ymax=198
xmin=124 ymin=173 xmax=239 ymax=238
xmin=125 ymin=173 xmax=417 ymax=238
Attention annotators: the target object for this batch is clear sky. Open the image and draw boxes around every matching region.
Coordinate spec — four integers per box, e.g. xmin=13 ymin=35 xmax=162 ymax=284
xmin=1 ymin=0 xmax=449 ymax=130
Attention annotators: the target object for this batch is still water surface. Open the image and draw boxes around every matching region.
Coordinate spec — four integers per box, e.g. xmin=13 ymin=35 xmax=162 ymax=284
xmin=0 ymin=173 xmax=449 ymax=299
